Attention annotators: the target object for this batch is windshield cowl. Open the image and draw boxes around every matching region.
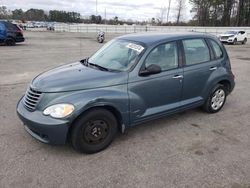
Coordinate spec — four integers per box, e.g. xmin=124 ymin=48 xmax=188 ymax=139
xmin=80 ymin=58 xmax=121 ymax=72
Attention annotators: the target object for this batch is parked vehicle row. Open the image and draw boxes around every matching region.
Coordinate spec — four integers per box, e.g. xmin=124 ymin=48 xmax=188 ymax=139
xmin=24 ymin=21 xmax=54 ymax=28
xmin=17 ymin=32 xmax=235 ymax=154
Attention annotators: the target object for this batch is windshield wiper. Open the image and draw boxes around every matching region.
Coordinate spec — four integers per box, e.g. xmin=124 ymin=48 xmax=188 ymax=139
xmin=88 ymin=62 xmax=110 ymax=71
xmin=81 ymin=58 xmax=119 ymax=72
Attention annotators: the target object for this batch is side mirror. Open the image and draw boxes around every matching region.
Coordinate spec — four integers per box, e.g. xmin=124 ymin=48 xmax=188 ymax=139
xmin=139 ymin=64 xmax=162 ymax=76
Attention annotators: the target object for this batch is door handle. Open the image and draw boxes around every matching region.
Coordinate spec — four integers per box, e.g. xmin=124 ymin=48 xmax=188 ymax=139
xmin=209 ymin=67 xmax=217 ymax=71
xmin=172 ymin=75 xmax=183 ymax=79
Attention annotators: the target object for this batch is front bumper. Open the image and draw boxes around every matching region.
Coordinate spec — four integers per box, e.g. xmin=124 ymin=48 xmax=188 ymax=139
xmin=16 ymin=97 xmax=70 ymax=145
xmin=219 ymin=38 xmax=234 ymax=43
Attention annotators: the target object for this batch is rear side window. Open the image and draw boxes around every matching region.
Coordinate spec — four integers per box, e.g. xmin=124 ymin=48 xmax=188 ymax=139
xmin=4 ymin=22 xmax=17 ymax=30
xmin=209 ymin=39 xmax=223 ymax=59
xmin=183 ymin=39 xmax=210 ymax=65
xmin=145 ymin=41 xmax=178 ymax=71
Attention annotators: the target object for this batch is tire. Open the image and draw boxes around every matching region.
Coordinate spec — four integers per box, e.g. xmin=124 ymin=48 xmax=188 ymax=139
xmin=71 ymin=108 xmax=118 ymax=154
xmin=242 ymin=38 xmax=247 ymax=44
xmin=97 ymin=36 xmax=104 ymax=43
xmin=233 ymin=38 xmax=237 ymax=45
xmin=5 ymin=38 xmax=16 ymax=46
xmin=203 ymin=84 xmax=227 ymax=113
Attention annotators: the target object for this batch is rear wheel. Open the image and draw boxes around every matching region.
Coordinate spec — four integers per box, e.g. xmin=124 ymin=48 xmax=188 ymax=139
xmin=5 ymin=38 xmax=16 ymax=46
xmin=97 ymin=36 xmax=104 ymax=43
xmin=203 ymin=84 xmax=227 ymax=113
xmin=242 ymin=38 xmax=247 ymax=44
xmin=71 ymin=108 xmax=118 ymax=154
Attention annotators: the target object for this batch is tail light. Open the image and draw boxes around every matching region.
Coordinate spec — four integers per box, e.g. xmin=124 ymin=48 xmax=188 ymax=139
xmin=16 ymin=25 xmax=23 ymax=35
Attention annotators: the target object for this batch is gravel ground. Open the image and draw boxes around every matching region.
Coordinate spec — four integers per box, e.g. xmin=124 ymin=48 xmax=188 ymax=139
xmin=0 ymin=31 xmax=250 ymax=188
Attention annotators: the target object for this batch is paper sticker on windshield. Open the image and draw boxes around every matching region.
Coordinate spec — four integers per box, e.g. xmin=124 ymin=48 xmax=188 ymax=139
xmin=126 ymin=43 xmax=144 ymax=53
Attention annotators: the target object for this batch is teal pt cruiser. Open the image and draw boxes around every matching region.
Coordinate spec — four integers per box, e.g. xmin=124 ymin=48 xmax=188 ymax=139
xmin=17 ymin=33 xmax=235 ymax=153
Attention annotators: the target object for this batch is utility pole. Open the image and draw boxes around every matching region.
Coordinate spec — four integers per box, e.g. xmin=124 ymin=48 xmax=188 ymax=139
xmin=96 ymin=0 xmax=98 ymax=16
xmin=167 ymin=0 xmax=171 ymax=22
xmin=105 ymin=8 xmax=107 ymax=25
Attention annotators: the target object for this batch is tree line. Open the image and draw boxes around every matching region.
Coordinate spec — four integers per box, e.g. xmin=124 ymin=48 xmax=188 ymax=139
xmin=189 ymin=0 xmax=250 ymax=26
xmin=0 ymin=3 xmax=249 ymax=26
xmin=0 ymin=6 xmax=82 ymax=23
xmin=0 ymin=6 xmax=124 ymax=24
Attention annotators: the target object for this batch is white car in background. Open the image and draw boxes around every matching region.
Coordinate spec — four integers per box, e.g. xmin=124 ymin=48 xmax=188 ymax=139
xmin=219 ymin=31 xmax=247 ymax=45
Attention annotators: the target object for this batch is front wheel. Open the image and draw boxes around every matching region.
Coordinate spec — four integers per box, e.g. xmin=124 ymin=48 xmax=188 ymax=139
xmin=233 ymin=38 xmax=237 ymax=45
xmin=203 ymin=85 xmax=227 ymax=113
xmin=71 ymin=108 xmax=118 ymax=154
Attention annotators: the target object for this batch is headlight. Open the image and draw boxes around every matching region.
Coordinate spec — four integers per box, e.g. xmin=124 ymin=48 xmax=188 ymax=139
xmin=43 ymin=104 xmax=75 ymax=118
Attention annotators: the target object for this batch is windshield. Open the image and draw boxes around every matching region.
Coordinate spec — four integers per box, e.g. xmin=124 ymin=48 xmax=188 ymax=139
xmin=88 ymin=39 xmax=145 ymax=72
xmin=225 ymin=31 xmax=238 ymax=35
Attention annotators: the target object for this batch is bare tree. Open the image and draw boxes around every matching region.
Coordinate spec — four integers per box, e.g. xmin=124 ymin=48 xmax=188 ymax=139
xmin=157 ymin=7 xmax=167 ymax=24
xmin=0 ymin=6 xmax=11 ymax=19
xmin=167 ymin=0 xmax=172 ymax=22
xmin=176 ymin=0 xmax=185 ymax=24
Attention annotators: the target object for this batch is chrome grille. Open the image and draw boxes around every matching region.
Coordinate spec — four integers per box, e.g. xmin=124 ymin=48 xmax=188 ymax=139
xmin=221 ymin=36 xmax=229 ymax=40
xmin=23 ymin=87 xmax=42 ymax=111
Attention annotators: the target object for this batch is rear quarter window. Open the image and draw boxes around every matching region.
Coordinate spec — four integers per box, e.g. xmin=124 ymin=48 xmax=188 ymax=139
xmin=4 ymin=22 xmax=17 ymax=30
xmin=182 ymin=38 xmax=210 ymax=65
xmin=209 ymin=39 xmax=223 ymax=59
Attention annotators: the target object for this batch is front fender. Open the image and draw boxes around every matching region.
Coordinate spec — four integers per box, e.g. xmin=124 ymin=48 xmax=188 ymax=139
xmin=38 ymin=84 xmax=129 ymax=127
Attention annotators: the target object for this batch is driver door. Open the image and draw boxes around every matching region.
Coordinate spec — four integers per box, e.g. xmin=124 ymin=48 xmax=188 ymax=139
xmin=128 ymin=41 xmax=183 ymax=124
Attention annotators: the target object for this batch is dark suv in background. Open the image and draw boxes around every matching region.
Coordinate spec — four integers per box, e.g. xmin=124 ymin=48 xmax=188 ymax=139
xmin=0 ymin=21 xmax=25 ymax=46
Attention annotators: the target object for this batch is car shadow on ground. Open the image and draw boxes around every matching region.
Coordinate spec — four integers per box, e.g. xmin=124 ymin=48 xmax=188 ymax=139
xmin=37 ymin=107 xmax=205 ymax=156
xmin=0 ymin=43 xmax=28 ymax=47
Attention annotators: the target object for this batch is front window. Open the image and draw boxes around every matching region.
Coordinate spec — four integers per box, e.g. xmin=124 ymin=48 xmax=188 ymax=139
xmin=145 ymin=42 xmax=178 ymax=71
xmin=88 ymin=39 xmax=145 ymax=71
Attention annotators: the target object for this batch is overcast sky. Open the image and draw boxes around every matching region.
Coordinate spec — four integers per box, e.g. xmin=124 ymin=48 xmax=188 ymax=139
xmin=1 ymin=0 xmax=192 ymax=21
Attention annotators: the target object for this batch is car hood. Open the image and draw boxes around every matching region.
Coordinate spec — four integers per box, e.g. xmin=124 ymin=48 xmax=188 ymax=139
xmin=220 ymin=34 xmax=235 ymax=37
xmin=31 ymin=61 xmax=128 ymax=92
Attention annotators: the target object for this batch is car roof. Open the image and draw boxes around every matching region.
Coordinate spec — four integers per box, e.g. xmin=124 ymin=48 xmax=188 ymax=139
xmin=117 ymin=32 xmax=214 ymax=46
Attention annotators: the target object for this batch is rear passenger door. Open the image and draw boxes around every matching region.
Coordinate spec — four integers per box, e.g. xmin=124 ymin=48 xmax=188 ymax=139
xmin=181 ymin=38 xmax=220 ymax=108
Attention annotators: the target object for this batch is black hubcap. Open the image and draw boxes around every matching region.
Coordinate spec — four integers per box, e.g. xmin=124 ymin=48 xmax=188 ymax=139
xmin=84 ymin=120 xmax=109 ymax=144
